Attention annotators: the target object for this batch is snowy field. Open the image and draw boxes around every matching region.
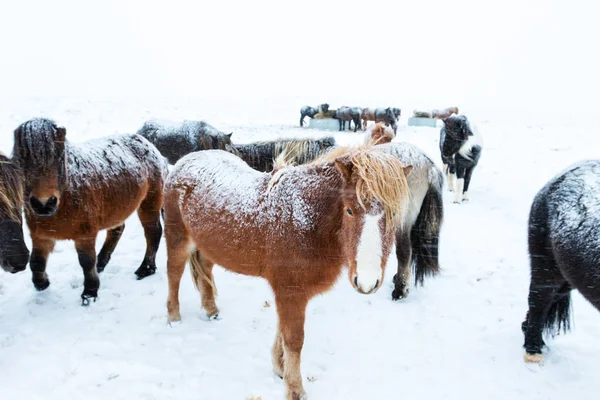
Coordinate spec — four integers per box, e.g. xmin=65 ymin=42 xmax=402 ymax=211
xmin=0 ymin=97 xmax=599 ymax=400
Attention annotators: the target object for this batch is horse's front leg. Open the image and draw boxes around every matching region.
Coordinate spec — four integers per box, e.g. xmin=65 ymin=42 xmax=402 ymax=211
xmin=274 ymin=291 xmax=308 ymax=400
xmin=30 ymin=236 xmax=56 ymax=291
xmin=74 ymin=236 xmax=100 ymax=306
xmin=272 ymin=325 xmax=284 ymax=378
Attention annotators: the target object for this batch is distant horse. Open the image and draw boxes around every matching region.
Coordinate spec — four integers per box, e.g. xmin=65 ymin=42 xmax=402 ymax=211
xmin=364 ymin=123 xmax=395 ymax=145
xmin=13 ymin=119 xmax=167 ymax=304
xmin=439 ymin=115 xmax=482 ymax=203
xmin=391 ymin=107 xmax=401 ymax=119
xmin=374 ymin=140 xmax=444 ymax=299
xmin=137 ymin=119 xmax=238 ymax=165
xmin=299 ymin=103 xmax=329 ymax=126
xmin=523 ymin=160 xmax=600 ymax=363
xmin=432 ymin=107 xmax=459 ymax=119
xmin=335 ymin=106 xmax=362 ymax=132
xmin=235 ymin=137 xmax=336 ymax=172
xmin=312 ymin=103 xmax=336 ymax=119
xmin=164 ymin=146 xmax=412 ymax=399
xmin=0 ymin=154 xmax=29 ymax=273
xmin=361 ymin=107 xmax=398 ymax=134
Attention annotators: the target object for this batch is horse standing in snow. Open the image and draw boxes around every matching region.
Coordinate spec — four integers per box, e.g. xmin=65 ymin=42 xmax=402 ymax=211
xmin=163 ymin=146 xmax=412 ymax=400
xmin=361 ymin=107 xmax=398 ymax=134
xmin=234 ymin=137 xmax=336 ymax=172
xmin=0 ymin=153 xmax=30 ymax=273
xmin=13 ymin=119 xmax=168 ymax=304
xmin=439 ymin=115 xmax=482 ymax=203
xmin=363 ymin=126 xmax=444 ymax=299
xmin=523 ymin=160 xmax=600 ymax=363
xmin=299 ymin=103 xmax=329 ymax=126
xmin=335 ymin=106 xmax=362 ymax=132
xmin=136 ymin=119 xmax=238 ymax=165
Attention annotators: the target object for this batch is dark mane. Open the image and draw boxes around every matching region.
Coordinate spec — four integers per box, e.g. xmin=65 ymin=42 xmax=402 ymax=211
xmin=234 ymin=137 xmax=336 ymax=172
xmin=0 ymin=154 xmax=24 ymax=221
xmin=13 ymin=118 xmax=65 ymax=169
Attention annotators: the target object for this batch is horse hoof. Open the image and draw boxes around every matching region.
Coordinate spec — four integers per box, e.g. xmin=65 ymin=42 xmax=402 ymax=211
xmin=33 ymin=279 xmax=50 ymax=291
xmin=135 ymin=265 xmax=156 ymax=280
xmin=81 ymin=294 xmax=98 ymax=307
xmin=524 ymin=353 xmax=544 ymax=363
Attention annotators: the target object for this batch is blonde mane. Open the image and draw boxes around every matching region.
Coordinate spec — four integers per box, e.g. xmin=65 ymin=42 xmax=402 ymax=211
xmin=312 ymin=144 xmax=411 ymax=230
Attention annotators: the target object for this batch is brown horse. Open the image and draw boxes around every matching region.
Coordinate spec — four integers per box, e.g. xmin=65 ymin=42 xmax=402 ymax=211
xmin=365 ymin=123 xmax=395 ymax=145
xmin=0 ymin=153 xmax=30 ymax=273
xmin=13 ymin=118 xmax=168 ymax=305
xmin=164 ymin=146 xmax=412 ymax=399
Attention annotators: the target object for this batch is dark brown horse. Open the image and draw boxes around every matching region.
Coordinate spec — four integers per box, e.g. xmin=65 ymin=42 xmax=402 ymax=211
xmin=0 ymin=153 xmax=29 ymax=273
xmin=13 ymin=118 xmax=168 ymax=305
xmin=163 ymin=146 xmax=412 ymax=399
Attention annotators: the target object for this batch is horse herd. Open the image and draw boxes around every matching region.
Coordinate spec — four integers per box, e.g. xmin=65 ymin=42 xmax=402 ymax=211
xmin=0 ymin=113 xmax=597 ymax=398
xmin=300 ymin=103 xmax=401 ymax=133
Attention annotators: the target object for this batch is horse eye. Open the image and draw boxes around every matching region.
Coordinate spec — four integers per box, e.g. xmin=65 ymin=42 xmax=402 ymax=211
xmin=346 ymin=208 xmax=353 ymax=216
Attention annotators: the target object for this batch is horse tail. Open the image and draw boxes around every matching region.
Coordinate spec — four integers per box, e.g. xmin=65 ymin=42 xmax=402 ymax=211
xmin=189 ymin=250 xmax=218 ymax=298
xmin=543 ymin=284 xmax=572 ymax=335
xmin=411 ymin=168 xmax=444 ymax=285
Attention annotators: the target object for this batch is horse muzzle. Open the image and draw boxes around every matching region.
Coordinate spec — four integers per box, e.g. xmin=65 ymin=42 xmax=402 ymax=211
xmin=30 ymin=196 xmax=59 ymax=217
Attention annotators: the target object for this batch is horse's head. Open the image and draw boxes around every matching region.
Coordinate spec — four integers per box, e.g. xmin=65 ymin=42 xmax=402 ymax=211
xmin=0 ymin=155 xmax=30 ymax=273
xmin=367 ymin=124 xmax=394 ymax=145
xmin=385 ymin=107 xmax=395 ymax=121
xmin=221 ymin=132 xmax=241 ymax=157
xmin=392 ymin=108 xmax=401 ymax=118
xmin=333 ymin=149 xmax=412 ymax=294
xmin=13 ymin=118 xmax=67 ymax=218
xmin=442 ymin=115 xmax=469 ymax=141
xmin=320 ymin=103 xmax=330 ymax=113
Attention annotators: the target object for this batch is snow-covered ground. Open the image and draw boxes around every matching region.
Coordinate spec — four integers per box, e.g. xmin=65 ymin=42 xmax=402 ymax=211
xmin=0 ymin=97 xmax=598 ymax=400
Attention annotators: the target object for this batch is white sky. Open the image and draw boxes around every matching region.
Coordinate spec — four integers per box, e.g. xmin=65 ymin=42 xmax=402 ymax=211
xmin=1 ymin=0 xmax=598 ymax=116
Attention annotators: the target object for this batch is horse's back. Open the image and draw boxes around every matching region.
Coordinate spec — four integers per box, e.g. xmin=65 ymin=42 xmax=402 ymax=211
xmin=532 ymin=160 xmax=600 ymax=292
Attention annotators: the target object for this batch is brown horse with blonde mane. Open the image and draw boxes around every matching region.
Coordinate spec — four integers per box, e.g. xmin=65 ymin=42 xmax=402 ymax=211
xmin=13 ymin=118 xmax=168 ymax=305
xmin=164 ymin=145 xmax=412 ymax=399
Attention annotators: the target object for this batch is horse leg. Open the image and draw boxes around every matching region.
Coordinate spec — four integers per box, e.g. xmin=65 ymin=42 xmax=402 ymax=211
xmin=272 ymin=325 xmax=285 ymax=378
xmin=362 ymin=119 xmax=367 ymax=130
xmin=274 ymin=291 xmax=308 ymax=400
xmin=462 ymin=166 xmax=475 ymax=201
xmin=74 ymin=236 xmax=100 ymax=306
xmin=30 ymin=237 xmax=56 ymax=291
xmin=189 ymin=251 xmax=219 ymax=319
xmin=453 ymin=164 xmax=466 ymax=203
xmin=135 ymin=192 xmax=163 ymax=280
xmin=392 ymin=228 xmax=412 ymax=300
xmin=165 ymin=236 xmax=190 ymax=324
xmin=96 ymin=224 xmax=125 ymax=273
xmin=300 ymin=114 xmax=304 ymax=127
xmin=447 ymin=161 xmax=456 ymax=192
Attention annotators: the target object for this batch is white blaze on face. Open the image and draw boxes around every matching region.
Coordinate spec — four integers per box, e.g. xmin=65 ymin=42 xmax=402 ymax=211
xmin=355 ymin=213 xmax=384 ymax=293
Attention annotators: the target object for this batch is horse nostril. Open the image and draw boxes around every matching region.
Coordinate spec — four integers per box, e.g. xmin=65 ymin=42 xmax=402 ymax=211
xmin=375 ymin=279 xmax=380 ymax=289
xmin=47 ymin=196 xmax=58 ymax=208
xmin=30 ymin=197 xmax=43 ymax=209
xmin=354 ymin=276 xmax=358 ymax=288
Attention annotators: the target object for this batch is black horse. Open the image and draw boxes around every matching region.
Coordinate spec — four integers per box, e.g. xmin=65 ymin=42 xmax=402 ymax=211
xmin=137 ymin=119 xmax=238 ymax=165
xmin=234 ymin=137 xmax=336 ymax=172
xmin=522 ymin=160 xmax=600 ymax=363
xmin=300 ymin=103 xmax=329 ymax=127
xmin=439 ymin=115 xmax=482 ymax=203
xmin=335 ymin=106 xmax=362 ymax=132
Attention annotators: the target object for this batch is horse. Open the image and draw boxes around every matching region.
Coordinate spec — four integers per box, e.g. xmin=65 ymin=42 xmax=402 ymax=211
xmin=312 ymin=103 xmax=336 ymax=119
xmin=234 ymin=137 xmax=336 ymax=172
xmin=364 ymin=122 xmax=395 ymax=145
xmin=391 ymin=107 xmax=401 ymax=119
xmin=0 ymin=153 xmax=30 ymax=273
xmin=361 ymin=107 xmax=398 ymax=134
xmin=335 ymin=106 xmax=362 ymax=132
xmin=299 ymin=103 xmax=329 ymax=126
xmin=439 ymin=115 xmax=482 ymax=203
xmin=13 ymin=118 xmax=168 ymax=305
xmin=432 ymin=107 xmax=459 ymax=119
xmin=368 ymin=132 xmax=444 ymax=299
xmin=163 ymin=145 xmax=412 ymax=399
xmin=136 ymin=119 xmax=238 ymax=165
xmin=522 ymin=160 xmax=600 ymax=363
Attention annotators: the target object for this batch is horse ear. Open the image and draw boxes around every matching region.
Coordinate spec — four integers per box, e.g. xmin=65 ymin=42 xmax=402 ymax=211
xmin=403 ymin=165 xmax=413 ymax=177
xmin=334 ymin=156 xmax=353 ymax=182
xmin=227 ymin=132 xmax=233 ymax=139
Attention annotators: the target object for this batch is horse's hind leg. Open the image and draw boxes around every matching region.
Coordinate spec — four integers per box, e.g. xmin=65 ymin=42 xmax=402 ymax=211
xmin=462 ymin=165 xmax=476 ymax=201
xmin=189 ymin=251 xmax=219 ymax=319
xmin=165 ymin=231 xmax=190 ymax=323
xmin=96 ymin=224 xmax=125 ymax=273
xmin=272 ymin=326 xmax=284 ymax=378
xmin=392 ymin=228 xmax=412 ymax=300
xmin=135 ymin=190 xmax=163 ymax=280
xmin=75 ymin=236 xmax=100 ymax=306
xmin=30 ymin=237 xmax=56 ymax=291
